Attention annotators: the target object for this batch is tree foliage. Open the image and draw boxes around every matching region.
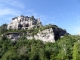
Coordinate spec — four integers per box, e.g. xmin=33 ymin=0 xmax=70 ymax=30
xmin=0 ymin=24 xmax=80 ymax=60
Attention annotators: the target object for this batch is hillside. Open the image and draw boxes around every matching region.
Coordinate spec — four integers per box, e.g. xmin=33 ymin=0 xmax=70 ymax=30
xmin=0 ymin=15 xmax=67 ymax=42
xmin=0 ymin=15 xmax=80 ymax=60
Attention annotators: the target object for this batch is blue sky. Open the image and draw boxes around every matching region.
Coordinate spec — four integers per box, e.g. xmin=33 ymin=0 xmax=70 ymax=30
xmin=0 ymin=0 xmax=80 ymax=35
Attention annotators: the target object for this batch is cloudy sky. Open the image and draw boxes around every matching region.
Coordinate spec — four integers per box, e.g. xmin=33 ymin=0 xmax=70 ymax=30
xmin=0 ymin=0 xmax=80 ymax=35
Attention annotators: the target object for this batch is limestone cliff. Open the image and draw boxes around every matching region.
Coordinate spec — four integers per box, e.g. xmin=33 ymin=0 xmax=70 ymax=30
xmin=7 ymin=15 xmax=42 ymax=30
xmin=26 ymin=25 xmax=67 ymax=43
xmin=4 ymin=15 xmax=67 ymax=42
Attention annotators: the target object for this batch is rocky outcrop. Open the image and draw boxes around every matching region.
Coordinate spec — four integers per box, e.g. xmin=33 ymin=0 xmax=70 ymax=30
xmin=7 ymin=15 xmax=42 ymax=30
xmin=4 ymin=26 xmax=67 ymax=43
xmin=34 ymin=28 xmax=55 ymax=42
xmin=4 ymin=15 xmax=67 ymax=43
xmin=3 ymin=32 xmax=21 ymax=41
xmin=26 ymin=28 xmax=55 ymax=42
xmin=26 ymin=27 xmax=66 ymax=43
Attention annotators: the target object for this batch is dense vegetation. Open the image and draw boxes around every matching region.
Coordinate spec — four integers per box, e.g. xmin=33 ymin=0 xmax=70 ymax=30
xmin=0 ymin=24 xmax=80 ymax=60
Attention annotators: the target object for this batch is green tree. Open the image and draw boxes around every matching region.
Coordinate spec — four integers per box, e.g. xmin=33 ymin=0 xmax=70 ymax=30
xmin=73 ymin=41 xmax=80 ymax=60
xmin=0 ymin=24 xmax=7 ymax=34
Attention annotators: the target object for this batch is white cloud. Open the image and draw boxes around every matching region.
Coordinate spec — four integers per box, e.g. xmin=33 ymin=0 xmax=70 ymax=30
xmin=0 ymin=8 xmax=22 ymax=16
xmin=0 ymin=0 xmax=25 ymax=25
xmin=0 ymin=0 xmax=26 ymax=17
xmin=0 ymin=0 xmax=25 ymax=9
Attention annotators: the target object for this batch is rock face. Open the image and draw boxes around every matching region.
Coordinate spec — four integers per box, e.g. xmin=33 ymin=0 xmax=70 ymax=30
xmin=26 ymin=28 xmax=55 ymax=42
xmin=7 ymin=15 xmax=42 ymax=30
xmin=34 ymin=28 xmax=55 ymax=42
xmin=26 ymin=27 xmax=66 ymax=43
xmin=5 ymin=15 xmax=67 ymax=43
xmin=3 ymin=32 xmax=21 ymax=41
xmin=4 ymin=27 xmax=66 ymax=42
